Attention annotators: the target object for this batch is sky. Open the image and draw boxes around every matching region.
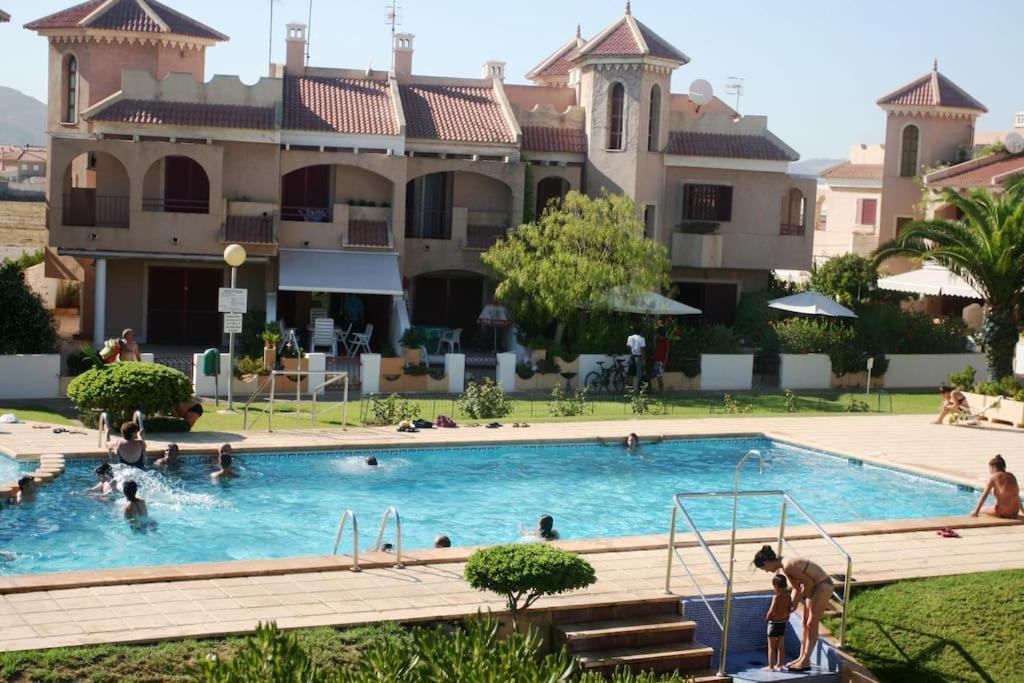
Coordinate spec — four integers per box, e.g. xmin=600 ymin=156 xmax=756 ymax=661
xmin=3 ymin=0 xmax=1022 ymax=159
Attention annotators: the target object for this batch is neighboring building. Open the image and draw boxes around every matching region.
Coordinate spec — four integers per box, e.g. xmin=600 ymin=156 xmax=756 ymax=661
xmin=815 ymin=63 xmax=987 ymax=268
xmin=28 ymin=0 xmax=813 ymax=347
xmin=0 ymin=145 xmax=47 ymax=180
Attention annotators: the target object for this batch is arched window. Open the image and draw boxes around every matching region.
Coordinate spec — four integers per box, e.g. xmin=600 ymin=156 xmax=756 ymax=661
xmin=64 ymin=55 xmax=78 ymax=123
xmin=900 ymin=125 xmax=919 ymax=177
xmin=607 ymin=82 xmax=625 ymax=150
xmin=647 ymin=84 xmax=661 ymax=152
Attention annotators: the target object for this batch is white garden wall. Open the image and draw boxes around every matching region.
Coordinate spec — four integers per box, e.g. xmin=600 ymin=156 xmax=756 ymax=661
xmin=0 ymin=354 xmax=60 ymax=399
xmin=779 ymin=354 xmax=832 ymax=390
xmin=884 ymin=353 xmax=987 ymax=389
xmin=578 ymin=354 xmax=627 ymax=386
xmin=700 ymin=354 xmax=753 ymax=391
xmin=193 ymin=353 xmax=327 ymax=397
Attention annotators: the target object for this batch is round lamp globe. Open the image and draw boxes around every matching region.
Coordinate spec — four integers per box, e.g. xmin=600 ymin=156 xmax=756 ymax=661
xmin=223 ymin=244 xmax=247 ymax=268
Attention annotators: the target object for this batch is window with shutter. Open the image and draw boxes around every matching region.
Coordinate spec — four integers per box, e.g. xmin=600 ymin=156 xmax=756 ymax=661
xmin=682 ymin=184 xmax=733 ymax=222
xmin=858 ymin=198 xmax=878 ymax=226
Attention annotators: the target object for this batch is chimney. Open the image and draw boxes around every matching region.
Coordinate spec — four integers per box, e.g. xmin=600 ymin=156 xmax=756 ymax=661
xmin=1015 ymin=112 xmax=1024 ymax=130
xmin=481 ymin=61 xmax=506 ymax=81
xmin=285 ymin=23 xmax=307 ymax=76
xmin=393 ymin=33 xmax=414 ymax=82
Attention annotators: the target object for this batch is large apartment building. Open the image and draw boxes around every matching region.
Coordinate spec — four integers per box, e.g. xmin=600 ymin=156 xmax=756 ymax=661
xmin=29 ymin=0 xmax=814 ymax=348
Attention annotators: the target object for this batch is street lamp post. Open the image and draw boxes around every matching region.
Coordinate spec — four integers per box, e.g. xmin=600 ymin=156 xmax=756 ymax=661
xmin=223 ymin=244 xmax=247 ymax=412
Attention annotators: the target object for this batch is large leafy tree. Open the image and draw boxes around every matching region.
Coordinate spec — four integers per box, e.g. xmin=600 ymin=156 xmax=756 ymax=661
xmin=482 ymin=191 xmax=671 ymax=343
xmin=808 ymin=253 xmax=904 ymax=307
xmin=0 ymin=261 xmax=57 ymax=354
xmin=873 ymin=177 xmax=1024 ymax=379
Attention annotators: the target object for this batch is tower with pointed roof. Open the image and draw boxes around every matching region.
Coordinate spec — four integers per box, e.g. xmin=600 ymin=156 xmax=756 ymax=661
xmin=26 ymin=0 xmax=227 ymax=133
xmin=874 ymin=63 xmax=986 ymax=244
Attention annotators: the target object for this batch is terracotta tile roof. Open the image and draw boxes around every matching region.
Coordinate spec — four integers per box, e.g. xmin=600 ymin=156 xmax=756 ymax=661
xmin=283 ymin=76 xmax=397 ymax=136
xmin=585 ymin=20 xmax=640 ymax=56
xmin=91 ymin=99 xmax=276 ymax=130
xmin=224 ymin=215 xmax=275 ymax=245
xmin=535 ymin=40 xmax=582 ymax=77
xmin=928 ymin=153 xmax=1024 ymax=189
xmin=877 ymin=69 xmax=986 ymax=112
xmin=634 ymin=20 xmax=689 ymax=62
xmin=821 ymin=162 xmax=883 ymax=180
xmin=399 ymin=84 xmax=515 ymax=144
xmin=577 ymin=14 xmax=688 ymax=63
xmin=25 ymin=0 xmax=227 ymax=41
xmin=521 ymin=126 xmax=586 ymax=154
xmin=665 ymin=131 xmax=795 ymax=161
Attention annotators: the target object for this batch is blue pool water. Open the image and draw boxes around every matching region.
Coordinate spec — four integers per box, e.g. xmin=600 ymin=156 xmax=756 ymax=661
xmin=0 ymin=456 xmax=24 ymax=483
xmin=0 ymin=438 xmax=977 ymax=575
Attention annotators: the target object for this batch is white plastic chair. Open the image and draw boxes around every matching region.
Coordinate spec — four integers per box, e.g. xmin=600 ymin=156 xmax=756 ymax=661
xmin=335 ymin=323 xmax=353 ymax=356
xmin=438 ymin=328 xmax=462 ymax=354
xmin=311 ymin=318 xmax=338 ymax=356
xmin=348 ymin=324 xmax=374 ymax=356
xmin=309 ymin=307 xmax=327 ymax=326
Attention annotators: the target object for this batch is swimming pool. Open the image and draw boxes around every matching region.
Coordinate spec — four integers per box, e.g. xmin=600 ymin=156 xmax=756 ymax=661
xmin=0 ymin=437 xmax=977 ymax=575
xmin=0 ymin=456 xmax=25 ymax=483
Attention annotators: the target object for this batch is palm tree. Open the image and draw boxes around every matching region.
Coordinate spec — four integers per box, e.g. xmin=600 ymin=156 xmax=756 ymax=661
xmin=874 ymin=176 xmax=1024 ymax=380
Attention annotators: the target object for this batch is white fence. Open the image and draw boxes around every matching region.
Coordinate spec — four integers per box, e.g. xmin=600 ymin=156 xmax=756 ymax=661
xmin=884 ymin=353 xmax=987 ymax=389
xmin=700 ymin=354 xmax=754 ymax=391
xmin=779 ymin=354 xmax=832 ymax=390
xmin=0 ymin=354 xmax=61 ymax=399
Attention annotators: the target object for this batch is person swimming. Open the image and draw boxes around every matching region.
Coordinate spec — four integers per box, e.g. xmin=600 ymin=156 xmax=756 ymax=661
xmin=85 ymin=463 xmax=118 ymax=496
xmin=521 ymin=514 xmax=559 ymax=541
xmin=152 ymin=443 xmax=180 ymax=468
xmin=366 ymin=456 xmax=379 ymax=467
xmin=626 ymin=433 xmax=639 ymax=451
xmin=108 ymin=422 xmax=146 ymax=468
xmin=434 ymin=535 xmax=452 ymax=548
xmin=211 ymin=451 xmax=238 ymax=480
xmin=122 ymin=480 xmax=149 ymax=522
xmin=16 ymin=476 xmax=36 ymax=503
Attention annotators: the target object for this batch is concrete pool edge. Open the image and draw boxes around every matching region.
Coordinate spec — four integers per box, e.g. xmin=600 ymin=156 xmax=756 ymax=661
xmin=1 ymin=514 xmax=1018 ymax=594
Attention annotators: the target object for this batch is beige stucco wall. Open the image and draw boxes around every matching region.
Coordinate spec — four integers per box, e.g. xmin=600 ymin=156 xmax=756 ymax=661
xmin=223 ymin=142 xmax=280 ymax=202
xmin=814 ymin=185 xmax=882 ymax=262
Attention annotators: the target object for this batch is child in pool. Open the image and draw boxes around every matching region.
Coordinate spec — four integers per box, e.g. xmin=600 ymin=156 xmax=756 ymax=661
xmin=764 ymin=573 xmax=792 ymax=671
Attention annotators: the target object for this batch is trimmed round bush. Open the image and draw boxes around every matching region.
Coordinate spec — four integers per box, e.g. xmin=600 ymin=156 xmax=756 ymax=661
xmin=464 ymin=543 xmax=596 ymax=630
xmin=67 ymin=362 xmax=193 ymax=424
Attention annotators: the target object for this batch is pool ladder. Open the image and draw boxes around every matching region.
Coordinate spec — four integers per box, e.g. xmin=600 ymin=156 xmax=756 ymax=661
xmin=97 ymin=410 xmax=145 ymax=448
xmin=330 ymin=506 xmax=403 ymax=571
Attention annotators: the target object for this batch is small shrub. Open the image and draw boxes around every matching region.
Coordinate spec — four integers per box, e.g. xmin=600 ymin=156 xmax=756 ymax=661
xmin=549 ymin=384 xmax=588 ymax=417
xmin=368 ymin=393 xmax=420 ymax=425
xmin=459 ymin=378 xmax=512 ymax=419
xmin=976 ymin=376 xmax=1024 ymax=401
xmin=2 ymin=248 xmax=45 ymax=270
xmin=784 ymin=388 xmax=799 ymax=413
xmin=845 ymin=398 xmax=871 ymax=413
xmin=0 ymin=261 xmax=57 ymax=354
xmin=233 ymin=356 xmax=269 ymax=379
xmin=197 ymin=622 xmax=322 ymax=682
xmin=464 ymin=544 xmax=596 ymax=631
xmin=403 ymin=363 xmax=428 ymax=376
xmin=723 ymin=393 xmax=752 ymax=414
xmin=55 ymin=281 xmax=81 ymax=308
xmin=515 ymin=362 xmax=535 ymax=379
xmin=398 ymin=326 xmax=428 ymax=349
xmin=67 ymin=362 xmax=193 ymax=425
xmin=66 ymin=347 xmax=101 ymax=376
xmin=261 ymin=322 xmax=282 ymax=349
xmin=947 ymin=366 xmax=977 ymax=392
xmin=535 ymin=354 xmax=560 ymax=374
xmin=627 ymin=382 xmax=651 ymax=415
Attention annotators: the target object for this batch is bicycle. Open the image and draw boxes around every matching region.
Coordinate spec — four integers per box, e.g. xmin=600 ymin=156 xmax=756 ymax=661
xmin=584 ymin=357 xmax=629 ymax=395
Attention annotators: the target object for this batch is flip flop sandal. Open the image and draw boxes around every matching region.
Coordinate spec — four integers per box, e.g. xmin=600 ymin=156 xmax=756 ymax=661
xmin=486 ymin=422 xmax=501 ymax=429
xmin=936 ymin=528 xmax=960 ymax=538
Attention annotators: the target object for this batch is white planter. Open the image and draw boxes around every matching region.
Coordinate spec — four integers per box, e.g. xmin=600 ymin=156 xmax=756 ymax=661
xmin=884 ymin=353 xmax=987 ymax=389
xmin=779 ymin=354 xmax=832 ymax=390
xmin=700 ymin=354 xmax=753 ymax=391
xmin=0 ymin=354 xmax=60 ymax=399
xmin=990 ymin=396 xmax=1024 ymax=428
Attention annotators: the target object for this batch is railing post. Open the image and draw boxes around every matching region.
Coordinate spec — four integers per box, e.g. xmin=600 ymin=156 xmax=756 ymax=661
xmin=664 ymin=505 xmax=678 ymax=594
xmin=342 ymin=374 xmax=349 ymax=431
xmin=840 ymin=556 xmax=852 ymax=647
xmin=268 ymin=373 xmax=276 ymax=433
xmin=777 ymin=498 xmax=788 ymax=558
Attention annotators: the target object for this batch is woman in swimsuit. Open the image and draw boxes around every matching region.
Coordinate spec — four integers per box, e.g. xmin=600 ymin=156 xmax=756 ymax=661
xmin=108 ymin=422 xmax=146 ymax=468
xmin=175 ymin=398 xmax=204 ymax=430
xmin=753 ymin=545 xmax=834 ymax=671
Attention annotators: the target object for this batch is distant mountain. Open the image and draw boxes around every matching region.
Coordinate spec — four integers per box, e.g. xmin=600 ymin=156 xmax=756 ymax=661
xmin=790 ymin=158 xmax=845 ymax=177
xmin=0 ymin=87 xmax=46 ymax=147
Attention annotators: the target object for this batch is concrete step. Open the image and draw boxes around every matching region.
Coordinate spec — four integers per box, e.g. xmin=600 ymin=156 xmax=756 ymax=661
xmin=550 ymin=595 xmax=680 ymax=625
xmin=555 ymin=614 xmax=697 ymax=653
xmin=576 ymin=642 xmax=714 ymax=675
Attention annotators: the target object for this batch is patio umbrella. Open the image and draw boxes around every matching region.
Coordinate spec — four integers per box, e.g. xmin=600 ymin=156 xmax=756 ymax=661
xmin=602 ymin=287 xmax=702 ymax=316
xmin=477 ymin=301 xmax=512 ymax=351
xmin=768 ymin=291 xmax=858 ymax=318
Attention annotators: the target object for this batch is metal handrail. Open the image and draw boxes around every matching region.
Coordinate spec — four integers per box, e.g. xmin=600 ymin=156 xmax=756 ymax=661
xmin=97 ymin=411 xmax=109 ymax=448
xmin=267 ymin=369 xmax=352 ymax=432
xmin=310 ymin=372 xmax=350 ymax=429
xmin=241 ymin=375 xmax=276 ymax=430
xmin=665 ymin=489 xmax=854 ymax=677
xmin=331 ymin=509 xmax=360 ymax=571
xmin=133 ymin=410 xmax=145 ymax=440
xmin=372 ymin=506 xmax=404 ymax=568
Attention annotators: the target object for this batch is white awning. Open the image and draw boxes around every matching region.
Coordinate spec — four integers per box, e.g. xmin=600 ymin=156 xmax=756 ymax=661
xmin=278 ymin=249 xmax=403 ymax=296
xmin=602 ymin=288 xmax=702 ymax=315
xmin=768 ymin=291 xmax=858 ymax=318
xmin=877 ymin=263 xmax=982 ymax=299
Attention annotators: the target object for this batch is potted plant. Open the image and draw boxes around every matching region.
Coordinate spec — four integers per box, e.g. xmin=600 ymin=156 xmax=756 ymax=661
xmin=276 ymin=339 xmax=307 ymax=391
xmin=399 ymin=326 xmax=428 ymax=365
xmin=261 ymin=323 xmax=282 ymax=368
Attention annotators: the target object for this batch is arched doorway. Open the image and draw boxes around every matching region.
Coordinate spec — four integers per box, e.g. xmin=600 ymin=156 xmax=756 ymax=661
xmin=535 ymin=176 xmax=570 ymax=220
xmin=62 ymin=152 xmax=130 ymax=228
xmin=142 ymin=156 xmax=210 ymax=214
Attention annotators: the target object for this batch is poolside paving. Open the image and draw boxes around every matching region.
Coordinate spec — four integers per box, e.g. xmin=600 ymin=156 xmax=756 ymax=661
xmin=1 ymin=414 xmax=1023 ymax=651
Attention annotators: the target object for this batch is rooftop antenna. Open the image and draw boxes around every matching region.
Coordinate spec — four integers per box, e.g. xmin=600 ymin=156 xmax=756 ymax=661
xmin=305 ymin=0 xmax=314 ymax=66
xmin=386 ymin=0 xmax=402 ymax=71
xmin=267 ymin=0 xmax=276 ymax=74
xmin=725 ymin=76 xmax=744 ymax=120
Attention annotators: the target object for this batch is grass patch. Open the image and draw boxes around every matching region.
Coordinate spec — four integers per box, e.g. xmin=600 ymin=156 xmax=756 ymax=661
xmin=0 ymin=405 xmax=76 ymax=427
xmin=0 ymin=622 xmax=406 ymax=683
xmin=190 ymin=390 xmax=937 ymax=432
xmin=824 ymin=570 xmax=1024 ymax=683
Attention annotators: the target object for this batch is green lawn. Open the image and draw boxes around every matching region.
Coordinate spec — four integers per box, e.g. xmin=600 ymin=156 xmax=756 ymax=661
xmin=0 ymin=623 xmax=404 ymax=683
xmin=824 ymin=570 xmax=1024 ymax=683
xmin=190 ymin=389 xmax=938 ymax=432
xmin=0 ymin=405 xmax=76 ymax=427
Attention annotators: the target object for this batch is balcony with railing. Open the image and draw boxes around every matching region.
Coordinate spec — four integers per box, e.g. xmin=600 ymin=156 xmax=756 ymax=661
xmin=462 ymin=209 xmax=510 ymax=250
xmin=62 ymin=191 xmax=129 ymax=229
xmin=143 ymin=197 xmax=210 ymax=214
xmin=405 ymin=208 xmax=452 ymax=240
xmin=281 ymin=205 xmax=332 ymax=223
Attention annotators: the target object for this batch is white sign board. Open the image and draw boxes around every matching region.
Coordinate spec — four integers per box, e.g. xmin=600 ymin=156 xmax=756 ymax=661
xmin=223 ymin=313 xmax=243 ymax=334
xmin=218 ymin=288 xmax=248 ymax=314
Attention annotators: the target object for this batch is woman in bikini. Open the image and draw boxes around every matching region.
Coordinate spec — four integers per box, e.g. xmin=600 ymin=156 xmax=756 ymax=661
xmin=753 ymin=545 xmax=833 ymax=671
xmin=107 ymin=422 xmax=146 ymax=468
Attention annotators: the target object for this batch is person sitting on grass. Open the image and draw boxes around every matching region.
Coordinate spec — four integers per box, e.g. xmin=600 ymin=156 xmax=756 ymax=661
xmin=122 ymin=480 xmax=148 ymax=521
xmin=16 ymin=476 xmax=35 ymax=503
xmin=764 ymin=573 xmax=792 ymax=672
xmin=971 ymin=454 xmax=1023 ymax=519
xmin=108 ymin=421 xmax=146 ymax=468
xmin=152 ymin=443 xmax=180 ymax=469
xmin=212 ymin=449 xmax=238 ymax=480
xmin=934 ymin=384 xmax=967 ymax=424
xmin=85 ymin=463 xmax=118 ymax=496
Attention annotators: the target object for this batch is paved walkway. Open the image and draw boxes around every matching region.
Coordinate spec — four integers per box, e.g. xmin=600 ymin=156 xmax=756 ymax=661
xmin=1 ymin=414 xmax=1023 ymax=651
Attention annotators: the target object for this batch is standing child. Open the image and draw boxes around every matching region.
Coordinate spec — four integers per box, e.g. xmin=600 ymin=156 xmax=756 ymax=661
xmin=764 ymin=573 xmax=792 ymax=671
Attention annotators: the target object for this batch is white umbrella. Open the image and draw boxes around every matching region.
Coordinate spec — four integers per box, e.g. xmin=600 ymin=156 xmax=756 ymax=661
xmin=603 ymin=287 xmax=702 ymax=316
xmin=768 ymin=291 xmax=858 ymax=318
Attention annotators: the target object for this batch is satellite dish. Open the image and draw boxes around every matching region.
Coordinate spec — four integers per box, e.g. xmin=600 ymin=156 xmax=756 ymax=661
xmin=688 ymin=79 xmax=713 ymax=107
xmin=1006 ymin=131 xmax=1024 ymax=154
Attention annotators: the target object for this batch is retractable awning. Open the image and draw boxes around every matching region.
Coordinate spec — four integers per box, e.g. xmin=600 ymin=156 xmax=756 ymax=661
xmin=278 ymin=249 xmax=403 ymax=295
xmin=876 ymin=263 xmax=982 ymax=299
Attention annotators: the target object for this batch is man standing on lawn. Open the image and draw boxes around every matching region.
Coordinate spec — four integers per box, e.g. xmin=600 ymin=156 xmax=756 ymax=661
xmin=626 ymin=326 xmax=646 ymax=392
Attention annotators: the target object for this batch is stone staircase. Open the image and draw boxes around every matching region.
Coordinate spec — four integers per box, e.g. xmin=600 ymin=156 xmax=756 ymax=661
xmin=551 ymin=596 xmax=730 ymax=681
